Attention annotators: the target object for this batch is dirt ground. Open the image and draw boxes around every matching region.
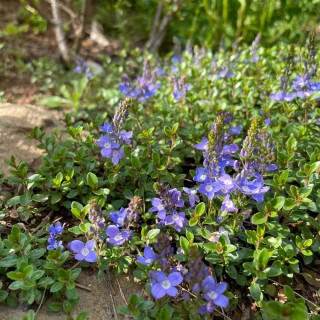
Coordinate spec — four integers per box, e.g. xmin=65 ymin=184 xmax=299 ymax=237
xmin=0 ymin=269 xmax=143 ymax=320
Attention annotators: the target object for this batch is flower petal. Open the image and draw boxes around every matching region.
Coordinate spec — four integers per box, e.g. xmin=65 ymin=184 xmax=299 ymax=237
xmin=106 ymin=225 xmax=120 ymax=237
xmin=70 ymin=240 xmax=84 ymax=254
xmin=166 ymin=286 xmax=178 ymax=297
xmin=151 ymin=283 xmax=166 ymax=299
xmin=168 ymin=272 xmax=183 ymax=286
xmin=214 ymin=294 xmax=229 ymax=308
xmin=85 ymin=250 xmax=98 ymax=263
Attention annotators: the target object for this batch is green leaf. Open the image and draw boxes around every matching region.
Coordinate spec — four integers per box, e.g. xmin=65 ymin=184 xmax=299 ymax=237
xmin=76 ymin=311 xmax=88 ymax=320
xmin=86 ymin=172 xmax=98 ymax=190
xmin=180 ymin=236 xmax=189 ymax=253
xmin=63 ymin=300 xmax=73 ymax=313
xmin=195 ymin=202 xmax=205 ymax=216
xmin=20 ymin=193 xmax=30 ymax=206
xmin=0 ymin=290 xmax=8 ymax=302
xmin=0 ymin=255 xmax=18 ymax=267
xmin=7 ymin=196 xmax=21 ymax=206
xmin=146 ymin=229 xmax=160 ymax=240
xmin=47 ymin=302 xmax=62 ymax=312
xmin=189 ymin=216 xmax=199 ymax=226
xmin=249 ymin=283 xmax=263 ymax=301
xmin=50 ymin=282 xmax=64 ymax=293
xmin=186 ymin=229 xmax=194 ymax=243
xmin=251 ymin=212 xmax=267 ymax=224
xmin=283 ymin=285 xmax=295 ymax=301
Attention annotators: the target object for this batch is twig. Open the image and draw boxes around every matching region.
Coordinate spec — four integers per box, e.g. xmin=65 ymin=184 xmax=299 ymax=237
xmin=43 ymin=0 xmax=76 ymax=19
xmin=145 ymin=0 xmax=184 ymax=52
xmin=76 ymin=282 xmax=92 ymax=292
xmin=50 ymin=0 xmax=69 ymax=63
xmin=30 ymin=211 xmax=53 ymax=235
xmin=71 ymin=260 xmax=81 ymax=270
xmin=35 ymin=287 xmax=47 ymax=315
xmin=104 ymin=269 xmax=118 ymax=320
xmin=73 ymin=0 xmax=89 ymax=53
xmin=115 ymin=276 xmax=127 ymax=304
xmin=269 ymin=279 xmax=320 ymax=309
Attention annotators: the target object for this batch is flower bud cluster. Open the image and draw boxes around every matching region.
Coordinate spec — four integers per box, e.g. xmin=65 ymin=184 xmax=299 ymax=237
xmin=97 ymin=98 xmax=133 ymax=165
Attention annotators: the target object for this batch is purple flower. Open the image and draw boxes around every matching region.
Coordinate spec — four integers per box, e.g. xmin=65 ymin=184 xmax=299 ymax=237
xmin=69 ymin=240 xmax=98 ymax=262
xmin=99 ymin=123 xmax=113 ymax=134
xmin=238 ymin=173 xmax=270 ymax=203
xmin=165 ymin=211 xmax=187 ymax=232
xmin=194 ymin=138 xmax=209 ymax=151
xmin=137 ymin=246 xmax=157 ymax=266
xmin=221 ymin=195 xmax=237 ymax=212
xmin=150 ymin=271 xmax=183 ymax=299
xmin=106 ymin=225 xmax=131 ymax=246
xmin=198 ymin=177 xmax=218 ymax=200
xmin=270 ymin=91 xmax=296 ymax=102
xmin=47 ymin=238 xmax=63 ymax=250
xmin=111 ymin=148 xmax=124 ymax=165
xmin=183 ymin=187 xmax=200 ymax=208
xmin=48 ymin=222 xmax=64 ymax=237
xmin=199 ymin=276 xmax=229 ymax=314
xmin=167 ymin=188 xmax=184 ymax=208
xmin=47 ymin=222 xmax=64 ymax=251
xmin=193 ymin=167 xmax=210 ymax=183
xmin=212 ymin=227 xmax=231 ymax=244
xmin=96 ymin=135 xmax=120 ymax=158
xmin=229 ymin=125 xmax=242 ymax=135
xmin=149 ymin=198 xmax=167 ymax=220
xmin=109 ymin=207 xmax=127 ymax=227
xmin=216 ymin=175 xmax=237 ymax=195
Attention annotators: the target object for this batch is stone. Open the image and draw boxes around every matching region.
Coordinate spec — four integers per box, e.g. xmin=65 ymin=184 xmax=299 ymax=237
xmin=0 ymin=103 xmax=63 ymax=176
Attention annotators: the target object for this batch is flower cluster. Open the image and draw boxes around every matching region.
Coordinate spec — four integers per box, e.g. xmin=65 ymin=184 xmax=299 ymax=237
xmin=119 ymin=61 xmax=160 ymax=104
xmin=271 ymin=33 xmax=320 ymax=102
xmin=143 ymin=242 xmax=229 ymax=315
xmin=88 ymin=198 xmax=106 ymax=239
xmin=171 ymin=75 xmax=192 ymax=102
xmin=47 ymin=222 xmax=64 ymax=250
xmin=97 ymin=98 xmax=133 ymax=165
xmin=149 ymin=183 xmax=187 ymax=232
xmin=192 ymin=115 xmax=276 ymax=213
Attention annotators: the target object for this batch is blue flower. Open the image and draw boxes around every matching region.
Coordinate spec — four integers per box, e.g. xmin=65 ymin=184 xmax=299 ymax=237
xmin=69 ymin=240 xmax=98 ymax=262
xmin=221 ymin=195 xmax=237 ymax=212
xmin=193 ymin=167 xmax=210 ymax=183
xmin=137 ymin=246 xmax=157 ymax=266
xmin=150 ymin=270 xmax=183 ymax=299
xmin=96 ymin=135 xmax=120 ymax=158
xmin=149 ymin=198 xmax=167 ymax=220
xmin=183 ymin=187 xmax=200 ymax=208
xmin=109 ymin=207 xmax=127 ymax=227
xmin=199 ymin=276 xmax=229 ymax=314
xmin=238 ymin=173 xmax=270 ymax=203
xmin=198 ymin=177 xmax=218 ymax=200
xmin=165 ymin=210 xmax=187 ymax=232
xmin=106 ymin=225 xmax=131 ymax=246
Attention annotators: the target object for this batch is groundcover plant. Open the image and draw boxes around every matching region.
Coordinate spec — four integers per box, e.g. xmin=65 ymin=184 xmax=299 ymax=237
xmin=0 ymin=34 xmax=319 ymax=320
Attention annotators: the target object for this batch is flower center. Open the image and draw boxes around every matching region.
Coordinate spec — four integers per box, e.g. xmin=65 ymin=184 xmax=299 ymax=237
xmin=205 ymin=185 xmax=213 ymax=192
xmin=207 ymin=291 xmax=218 ymax=300
xmin=161 ymin=279 xmax=171 ymax=290
xmin=104 ymin=143 xmax=111 ymax=149
xmin=191 ymin=190 xmax=197 ymax=195
xmin=158 ymin=205 xmax=165 ymax=211
xmin=173 ymin=214 xmax=179 ymax=221
xmin=113 ymin=151 xmax=118 ymax=156
xmin=200 ymin=174 xmax=207 ymax=181
xmin=81 ymin=247 xmax=89 ymax=257
xmin=145 ymin=258 xmax=152 ymax=264
xmin=115 ymin=234 xmax=123 ymax=241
